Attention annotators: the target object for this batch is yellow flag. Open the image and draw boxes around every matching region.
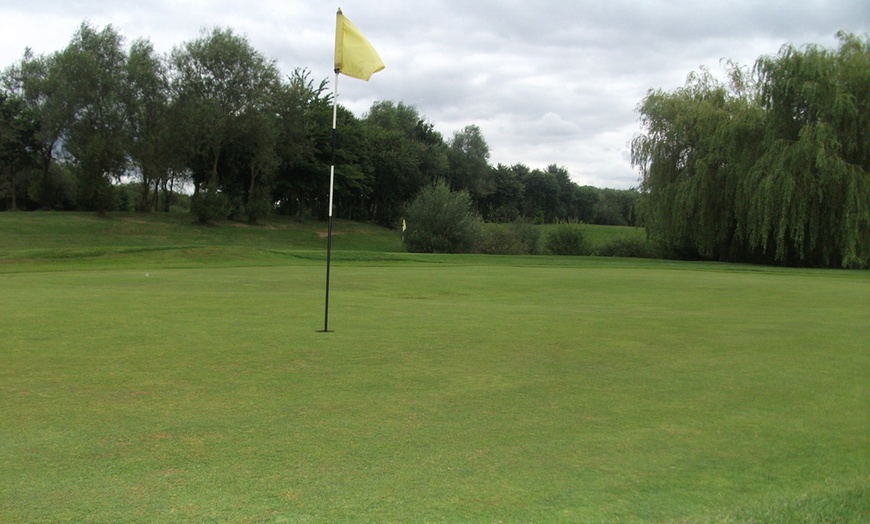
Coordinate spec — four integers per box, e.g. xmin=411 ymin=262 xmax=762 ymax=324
xmin=334 ymin=9 xmax=385 ymax=81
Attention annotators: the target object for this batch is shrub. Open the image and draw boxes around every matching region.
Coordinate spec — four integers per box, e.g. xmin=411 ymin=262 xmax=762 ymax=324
xmin=191 ymin=186 xmax=231 ymax=223
xmin=596 ymin=236 xmax=653 ymax=258
xmin=404 ymin=180 xmax=483 ymax=253
xmin=480 ymin=220 xmax=540 ymax=255
xmin=544 ymin=223 xmax=588 ymax=255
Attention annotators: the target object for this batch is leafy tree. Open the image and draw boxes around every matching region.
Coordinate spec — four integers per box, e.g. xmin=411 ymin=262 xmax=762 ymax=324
xmin=633 ymin=33 xmax=869 ymax=267
xmin=447 ymin=124 xmax=492 ymax=203
xmin=124 ymin=38 xmax=173 ymax=212
xmin=632 ymin=66 xmax=748 ymax=260
xmin=548 ymin=164 xmax=578 ymax=221
xmin=364 ymin=101 xmax=446 ymax=226
xmin=2 ymin=49 xmax=75 ymax=209
xmin=57 ymin=23 xmax=130 ymax=215
xmin=742 ymin=32 xmax=870 ymax=267
xmin=480 ymin=163 xmax=525 ymax=221
xmin=574 ymin=185 xmax=600 ymax=223
xmin=272 ymin=68 xmax=331 ymax=220
xmin=0 ymin=93 xmax=38 ymax=210
xmin=404 ymin=180 xmax=482 ymax=253
xmin=520 ymin=167 xmax=561 ymax=223
xmin=170 ymin=27 xmax=281 ymax=222
xmin=595 ymin=188 xmax=641 ymax=226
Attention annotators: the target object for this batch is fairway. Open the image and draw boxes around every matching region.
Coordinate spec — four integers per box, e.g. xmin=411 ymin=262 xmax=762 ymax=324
xmin=2 ymin=257 xmax=868 ymax=522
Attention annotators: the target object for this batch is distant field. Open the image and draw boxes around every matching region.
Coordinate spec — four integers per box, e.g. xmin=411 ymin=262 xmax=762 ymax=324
xmin=1 ymin=212 xmax=868 ymax=522
xmin=540 ymin=222 xmax=647 ymax=250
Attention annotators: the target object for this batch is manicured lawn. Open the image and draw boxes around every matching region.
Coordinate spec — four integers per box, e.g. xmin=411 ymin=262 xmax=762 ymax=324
xmin=2 ymin=251 xmax=868 ymax=522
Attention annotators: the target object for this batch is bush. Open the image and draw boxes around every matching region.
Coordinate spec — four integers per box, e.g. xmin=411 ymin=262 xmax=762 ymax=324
xmin=480 ymin=220 xmax=540 ymax=255
xmin=596 ymin=236 xmax=653 ymax=258
xmin=404 ymin=180 xmax=483 ymax=253
xmin=544 ymin=223 xmax=588 ymax=255
xmin=191 ymin=186 xmax=231 ymax=223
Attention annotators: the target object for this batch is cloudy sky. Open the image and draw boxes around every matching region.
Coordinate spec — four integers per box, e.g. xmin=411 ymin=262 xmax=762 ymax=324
xmin=1 ymin=1 xmax=867 ymax=188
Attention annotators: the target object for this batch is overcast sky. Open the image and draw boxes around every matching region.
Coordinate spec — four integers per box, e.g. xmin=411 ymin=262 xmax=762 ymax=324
xmin=2 ymin=1 xmax=867 ymax=188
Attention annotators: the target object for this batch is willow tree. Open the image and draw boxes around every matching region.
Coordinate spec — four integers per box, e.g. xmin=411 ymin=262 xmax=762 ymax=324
xmin=741 ymin=32 xmax=870 ymax=268
xmin=632 ymin=66 xmax=761 ymax=260
xmin=633 ymin=33 xmax=869 ymax=267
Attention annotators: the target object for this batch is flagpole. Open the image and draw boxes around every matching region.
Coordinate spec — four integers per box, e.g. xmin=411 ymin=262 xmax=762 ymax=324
xmin=321 ymin=7 xmax=383 ymax=332
xmin=321 ymin=69 xmax=339 ymax=333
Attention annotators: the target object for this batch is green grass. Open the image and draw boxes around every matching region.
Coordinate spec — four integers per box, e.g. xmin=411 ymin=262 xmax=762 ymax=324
xmin=573 ymin=223 xmax=646 ymax=247
xmin=0 ymin=212 xmax=403 ymax=272
xmin=1 ymin=212 xmax=868 ymax=522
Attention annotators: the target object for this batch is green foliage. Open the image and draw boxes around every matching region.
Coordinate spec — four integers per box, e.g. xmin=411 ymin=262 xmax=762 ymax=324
xmin=447 ymin=124 xmax=492 ymax=202
xmin=170 ymin=27 xmax=283 ymax=223
xmin=404 ymin=180 xmax=482 ymax=253
xmin=742 ymin=32 xmax=870 ymax=268
xmin=596 ymin=236 xmax=654 ymax=258
xmin=634 ymin=33 xmax=870 ymax=268
xmin=0 ymin=93 xmax=35 ymax=210
xmin=2 ymin=49 xmax=77 ymax=211
xmin=543 ymin=222 xmax=588 ymax=255
xmin=479 ymin=220 xmax=540 ymax=255
xmin=125 ymin=38 xmax=175 ymax=212
xmin=26 ymin=162 xmax=75 ymax=210
xmin=190 ymin=185 xmax=231 ymax=223
xmin=57 ymin=23 xmax=130 ymax=215
xmin=365 ymin=101 xmax=448 ymax=226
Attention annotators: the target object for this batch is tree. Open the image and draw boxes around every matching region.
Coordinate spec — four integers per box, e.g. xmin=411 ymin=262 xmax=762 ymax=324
xmin=632 ymin=66 xmax=749 ymax=260
xmin=170 ymin=27 xmax=281 ymax=222
xmin=447 ymin=124 xmax=492 ymax=203
xmin=2 ymin=49 xmax=76 ymax=209
xmin=57 ymin=23 xmax=130 ymax=215
xmin=633 ymin=33 xmax=869 ymax=267
xmin=574 ymin=185 xmax=600 ymax=223
xmin=0 ymin=93 xmax=39 ymax=210
xmin=520 ymin=168 xmax=561 ymax=223
xmin=364 ymin=101 xmax=447 ymax=226
xmin=404 ymin=180 xmax=482 ymax=253
xmin=124 ymin=38 xmax=172 ymax=212
xmin=480 ymin=163 xmax=525 ymax=221
xmin=272 ymin=68 xmax=331 ymax=220
xmin=742 ymin=32 xmax=870 ymax=267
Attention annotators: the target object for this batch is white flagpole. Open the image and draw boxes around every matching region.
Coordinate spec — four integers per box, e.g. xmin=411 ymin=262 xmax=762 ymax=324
xmin=321 ymin=70 xmax=339 ymax=332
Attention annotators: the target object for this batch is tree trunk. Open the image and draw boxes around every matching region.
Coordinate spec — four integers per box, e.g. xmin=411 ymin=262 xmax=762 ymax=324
xmin=39 ymin=147 xmax=54 ymax=210
xmin=247 ymin=166 xmax=258 ymax=223
xmin=163 ymin=176 xmax=173 ymax=212
xmin=138 ymin=173 xmax=151 ymax=212
xmin=10 ymin=169 xmax=18 ymax=211
xmin=151 ymin=178 xmax=159 ymax=211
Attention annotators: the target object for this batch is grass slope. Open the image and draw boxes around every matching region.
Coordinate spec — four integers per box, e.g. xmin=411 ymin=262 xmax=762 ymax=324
xmin=0 ymin=212 xmax=404 ymax=272
xmin=1 ymin=212 xmax=868 ymax=522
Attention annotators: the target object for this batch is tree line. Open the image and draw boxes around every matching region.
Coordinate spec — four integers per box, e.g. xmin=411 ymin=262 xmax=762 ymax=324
xmin=632 ymin=32 xmax=869 ymax=268
xmin=0 ymin=22 xmax=638 ymax=227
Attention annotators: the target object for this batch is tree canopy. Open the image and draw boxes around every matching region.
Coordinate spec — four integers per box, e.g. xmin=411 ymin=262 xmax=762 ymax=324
xmin=633 ymin=32 xmax=869 ymax=268
xmin=0 ymin=20 xmax=637 ymax=226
